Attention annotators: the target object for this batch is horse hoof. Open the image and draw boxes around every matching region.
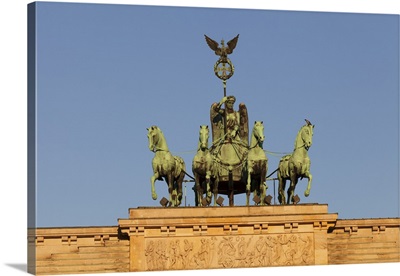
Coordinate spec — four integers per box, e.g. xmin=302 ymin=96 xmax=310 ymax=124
xmin=304 ymin=191 xmax=310 ymax=197
xmin=152 ymin=193 xmax=158 ymax=200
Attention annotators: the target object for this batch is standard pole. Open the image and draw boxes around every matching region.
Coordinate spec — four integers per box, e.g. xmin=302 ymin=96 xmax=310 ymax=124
xmin=223 ymin=79 xmax=227 ymax=137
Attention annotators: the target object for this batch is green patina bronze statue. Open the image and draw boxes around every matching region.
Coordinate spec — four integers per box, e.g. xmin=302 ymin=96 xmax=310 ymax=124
xmin=208 ymin=95 xmax=249 ymax=206
xmin=246 ymin=121 xmax=269 ymax=206
xmin=204 ymin=34 xmax=239 ymax=63
xmin=192 ymin=125 xmax=218 ymax=206
xmin=146 ymin=35 xmax=316 ymax=207
xmin=210 ymin=95 xmax=249 ymax=144
xmin=147 ymin=126 xmax=186 ymax=207
xmin=204 ymin=34 xmax=239 ymax=81
xmin=277 ymin=119 xmax=314 ymax=205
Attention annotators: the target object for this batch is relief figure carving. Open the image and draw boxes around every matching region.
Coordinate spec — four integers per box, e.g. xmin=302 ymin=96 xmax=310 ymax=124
xmin=143 ymin=234 xmax=314 ymax=271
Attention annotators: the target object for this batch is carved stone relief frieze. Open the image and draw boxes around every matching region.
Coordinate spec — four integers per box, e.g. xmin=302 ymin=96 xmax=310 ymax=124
xmin=143 ymin=233 xmax=314 ymax=271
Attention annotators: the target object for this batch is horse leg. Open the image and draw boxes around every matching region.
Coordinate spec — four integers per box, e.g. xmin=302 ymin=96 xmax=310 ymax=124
xmin=277 ymin=172 xmax=286 ymax=205
xmin=304 ymin=171 xmax=312 ymax=197
xmin=176 ymin=172 xmax=184 ymax=206
xmin=194 ymin=174 xmax=203 ymax=206
xmin=253 ymin=182 xmax=261 ymax=206
xmin=288 ymin=174 xmax=298 ymax=204
xmin=286 ymin=184 xmax=292 ymax=204
xmin=213 ymin=179 xmax=219 ymax=207
xmin=259 ymin=161 xmax=267 ymax=205
xmin=193 ymin=171 xmax=200 ymax=206
xmin=150 ymin=172 xmax=159 ymax=200
xmin=246 ymin=161 xmax=253 ymax=206
xmin=193 ymin=173 xmax=199 ymax=206
xmin=167 ymin=173 xmax=175 ymax=206
xmin=205 ymin=172 xmax=212 ymax=205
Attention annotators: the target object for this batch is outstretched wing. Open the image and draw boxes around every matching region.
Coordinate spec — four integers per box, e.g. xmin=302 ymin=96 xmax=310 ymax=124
xmin=204 ymin=34 xmax=220 ymax=53
xmin=226 ymin=34 xmax=239 ymax=54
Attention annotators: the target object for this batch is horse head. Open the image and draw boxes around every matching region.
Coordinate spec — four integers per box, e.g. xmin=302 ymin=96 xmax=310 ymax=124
xmin=198 ymin=125 xmax=210 ymax=151
xmin=147 ymin=125 xmax=161 ymax=152
xmin=252 ymin=121 xmax=265 ymax=147
xmin=300 ymin=119 xmax=314 ymax=150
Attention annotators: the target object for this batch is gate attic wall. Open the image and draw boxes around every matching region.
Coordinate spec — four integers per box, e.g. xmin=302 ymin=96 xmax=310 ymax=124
xmin=33 ymin=204 xmax=400 ymax=274
xmin=118 ymin=204 xmax=337 ymax=271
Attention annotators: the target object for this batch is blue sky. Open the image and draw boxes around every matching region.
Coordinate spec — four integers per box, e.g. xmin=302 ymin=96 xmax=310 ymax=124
xmin=31 ymin=2 xmax=400 ymax=227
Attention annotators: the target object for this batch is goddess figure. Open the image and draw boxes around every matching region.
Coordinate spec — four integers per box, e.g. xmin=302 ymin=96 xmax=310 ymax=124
xmin=210 ymin=95 xmax=249 ymax=145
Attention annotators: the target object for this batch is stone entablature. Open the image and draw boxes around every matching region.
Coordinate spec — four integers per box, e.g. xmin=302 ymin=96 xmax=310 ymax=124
xmin=33 ymin=205 xmax=400 ymax=274
xmin=35 ymin=226 xmax=121 ymax=245
xmin=118 ymin=204 xmax=338 ymax=271
xmin=32 ymin=226 xmax=130 ymax=275
xmin=328 ymin=218 xmax=400 ymax=264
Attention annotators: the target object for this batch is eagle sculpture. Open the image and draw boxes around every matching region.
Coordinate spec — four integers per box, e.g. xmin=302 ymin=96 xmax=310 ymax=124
xmin=204 ymin=34 xmax=239 ymax=62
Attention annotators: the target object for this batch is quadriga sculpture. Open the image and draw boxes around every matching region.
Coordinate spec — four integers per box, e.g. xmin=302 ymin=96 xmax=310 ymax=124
xmin=192 ymin=125 xmax=218 ymax=206
xmin=277 ymin=119 xmax=314 ymax=205
xmin=246 ymin=121 xmax=268 ymax=205
xmin=147 ymin=126 xmax=186 ymax=207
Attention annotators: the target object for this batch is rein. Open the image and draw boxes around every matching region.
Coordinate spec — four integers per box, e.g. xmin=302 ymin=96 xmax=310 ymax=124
xmin=150 ymin=146 xmax=168 ymax=153
xmin=249 ymin=136 xmax=263 ymax=150
xmin=294 ymin=144 xmax=306 ymax=151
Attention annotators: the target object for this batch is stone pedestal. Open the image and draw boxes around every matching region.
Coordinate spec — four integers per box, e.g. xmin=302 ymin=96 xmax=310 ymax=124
xmin=118 ymin=204 xmax=338 ymax=272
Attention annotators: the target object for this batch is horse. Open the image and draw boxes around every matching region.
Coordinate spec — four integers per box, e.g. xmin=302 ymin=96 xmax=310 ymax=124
xmin=192 ymin=125 xmax=218 ymax=206
xmin=277 ymin=119 xmax=314 ymax=205
xmin=245 ymin=121 xmax=268 ymax=205
xmin=147 ymin=125 xmax=186 ymax=207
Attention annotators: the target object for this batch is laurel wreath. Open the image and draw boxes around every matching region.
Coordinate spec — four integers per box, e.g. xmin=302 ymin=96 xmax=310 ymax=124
xmin=213 ymin=58 xmax=235 ymax=81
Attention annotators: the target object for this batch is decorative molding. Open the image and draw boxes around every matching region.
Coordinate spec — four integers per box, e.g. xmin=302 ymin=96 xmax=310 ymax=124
xmin=193 ymin=225 xmax=208 ymax=235
xmin=314 ymin=221 xmax=329 ymax=230
xmin=94 ymin=234 xmax=109 ymax=244
xmin=253 ymin=223 xmax=268 ymax=234
xmin=130 ymin=226 xmax=145 ymax=236
xmin=372 ymin=225 xmax=386 ymax=234
xmin=62 ymin=235 xmax=77 ymax=245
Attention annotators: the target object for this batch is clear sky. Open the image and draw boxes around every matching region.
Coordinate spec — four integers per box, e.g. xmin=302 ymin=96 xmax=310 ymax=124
xmin=31 ymin=1 xmax=400 ymax=227
xmin=1 ymin=1 xmax=400 ymax=276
